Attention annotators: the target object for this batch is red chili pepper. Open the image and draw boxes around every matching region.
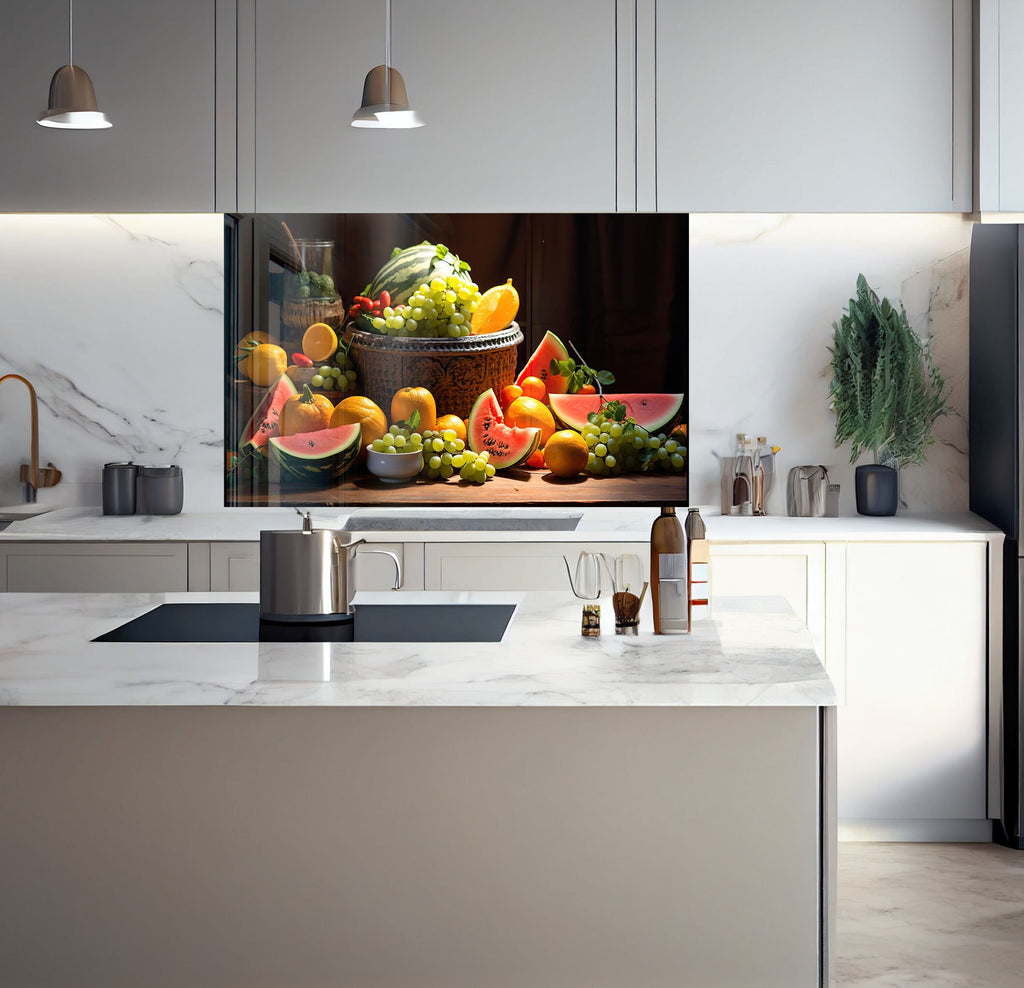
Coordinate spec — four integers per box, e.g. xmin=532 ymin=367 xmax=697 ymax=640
xmin=379 ymin=290 xmax=390 ymax=307
xmin=348 ymin=305 xmax=360 ymax=317
xmin=291 ymin=353 xmax=314 ymax=367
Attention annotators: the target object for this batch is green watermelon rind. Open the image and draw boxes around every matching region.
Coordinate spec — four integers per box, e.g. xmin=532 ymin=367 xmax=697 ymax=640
xmin=467 ymin=388 xmax=541 ymax=470
xmin=358 ymin=242 xmax=474 ymax=330
xmin=240 ymin=373 xmax=299 ymax=453
xmin=268 ymin=422 xmax=362 ymax=485
xmin=548 ymin=393 xmax=685 ymax=434
xmin=514 ymin=330 xmax=570 ymax=394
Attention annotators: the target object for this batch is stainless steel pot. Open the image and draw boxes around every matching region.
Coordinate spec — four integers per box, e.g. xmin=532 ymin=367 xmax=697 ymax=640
xmin=259 ymin=511 xmax=401 ymax=619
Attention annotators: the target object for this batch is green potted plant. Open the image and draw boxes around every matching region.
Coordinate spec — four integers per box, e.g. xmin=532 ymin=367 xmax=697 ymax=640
xmin=828 ymin=274 xmax=947 ymax=515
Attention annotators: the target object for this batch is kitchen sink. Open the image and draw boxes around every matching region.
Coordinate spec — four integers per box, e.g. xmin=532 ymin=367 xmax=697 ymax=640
xmin=94 ymin=601 xmax=516 ymax=644
xmin=341 ymin=508 xmax=582 ymax=532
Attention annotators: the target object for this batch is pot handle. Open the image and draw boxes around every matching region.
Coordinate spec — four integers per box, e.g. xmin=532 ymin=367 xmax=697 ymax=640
xmin=333 ymin=535 xmax=402 ymax=591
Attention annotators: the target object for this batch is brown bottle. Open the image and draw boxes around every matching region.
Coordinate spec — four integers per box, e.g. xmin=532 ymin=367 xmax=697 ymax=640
xmin=651 ymin=505 xmax=687 ymax=634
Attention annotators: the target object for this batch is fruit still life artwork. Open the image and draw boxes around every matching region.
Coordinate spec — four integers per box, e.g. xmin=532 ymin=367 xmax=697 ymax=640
xmin=226 ymin=218 xmax=687 ymax=507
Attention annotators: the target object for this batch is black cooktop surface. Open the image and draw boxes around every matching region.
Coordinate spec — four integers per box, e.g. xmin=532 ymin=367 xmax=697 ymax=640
xmin=93 ymin=602 xmax=516 ymax=644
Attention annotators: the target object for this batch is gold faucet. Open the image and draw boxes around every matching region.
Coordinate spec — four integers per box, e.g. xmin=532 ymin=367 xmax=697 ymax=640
xmin=0 ymin=374 xmax=61 ymax=503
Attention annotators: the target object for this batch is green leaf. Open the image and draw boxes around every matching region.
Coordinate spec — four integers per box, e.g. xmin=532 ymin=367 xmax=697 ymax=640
xmin=596 ymin=370 xmax=616 ymax=385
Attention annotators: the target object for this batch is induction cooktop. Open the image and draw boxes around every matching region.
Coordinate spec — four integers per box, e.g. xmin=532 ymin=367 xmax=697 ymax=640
xmin=93 ymin=602 xmax=516 ymax=644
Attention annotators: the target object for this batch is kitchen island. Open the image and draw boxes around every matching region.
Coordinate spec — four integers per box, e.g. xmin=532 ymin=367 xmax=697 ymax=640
xmin=0 ymin=590 xmax=836 ymax=988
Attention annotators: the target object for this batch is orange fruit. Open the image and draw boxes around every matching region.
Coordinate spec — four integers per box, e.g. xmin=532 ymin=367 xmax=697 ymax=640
xmin=245 ymin=343 xmax=288 ymax=387
xmin=471 ymin=279 xmax=520 ymax=334
xmin=302 ymin=322 xmax=338 ymax=363
xmin=391 ymin=386 xmax=437 ymax=433
xmin=279 ymin=385 xmax=335 ymax=437
xmin=525 ymin=448 xmax=546 ymax=469
xmin=435 ymin=413 xmax=467 ymax=442
xmin=519 ymin=375 xmax=548 ymax=402
xmin=577 ymin=383 xmax=597 ymax=395
xmin=235 ymin=331 xmax=277 ymax=379
xmin=331 ymin=395 xmax=388 ymax=457
xmin=499 ymin=384 xmax=523 ymax=411
xmin=505 ymin=396 xmax=556 ymax=446
xmin=544 ymin=429 xmax=589 ymax=478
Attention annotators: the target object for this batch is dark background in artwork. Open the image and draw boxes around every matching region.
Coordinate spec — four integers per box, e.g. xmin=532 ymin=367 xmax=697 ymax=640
xmin=248 ymin=213 xmax=689 ymax=398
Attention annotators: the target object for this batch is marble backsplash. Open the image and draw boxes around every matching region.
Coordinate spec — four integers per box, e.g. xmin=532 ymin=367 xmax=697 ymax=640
xmin=0 ymin=212 xmax=976 ymax=517
xmin=0 ymin=214 xmax=225 ymax=511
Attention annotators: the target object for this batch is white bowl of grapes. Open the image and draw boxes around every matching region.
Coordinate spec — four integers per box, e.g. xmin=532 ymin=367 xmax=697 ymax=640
xmin=366 ymin=436 xmax=424 ymax=483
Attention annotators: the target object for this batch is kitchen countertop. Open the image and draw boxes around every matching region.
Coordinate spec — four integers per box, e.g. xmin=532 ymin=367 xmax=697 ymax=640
xmin=0 ymin=590 xmax=836 ymax=708
xmin=0 ymin=504 xmax=1004 ymax=543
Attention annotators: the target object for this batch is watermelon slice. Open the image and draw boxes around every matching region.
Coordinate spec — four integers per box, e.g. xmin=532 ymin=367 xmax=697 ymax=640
xmin=515 ymin=331 xmax=570 ymax=394
xmin=548 ymin=393 xmax=685 ymax=434
xmin=240 ymin=374 xmax=299 ymax=452
xmin=467 ymin=389 xmax=541 ymax=469
xmin=268 ymin=422 xmax=361 ymax=486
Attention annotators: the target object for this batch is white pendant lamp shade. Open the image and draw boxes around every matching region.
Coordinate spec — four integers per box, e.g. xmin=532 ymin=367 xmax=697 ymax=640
xmin=37 ymin=0 xmax=111 ymax=130
xmin=351 ymin=65 xmax=423 ymax=128
xmin=351 ymin=0 xmax=423 ymax=129
xmin=38 ymin=64 xmax=111 ymax=129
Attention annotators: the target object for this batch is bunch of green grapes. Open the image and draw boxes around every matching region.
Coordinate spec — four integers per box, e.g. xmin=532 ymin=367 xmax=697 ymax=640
xmin=368 ymin=275 xmax=482 ymax=339
xmin=581 ymin=406 xmax=686 ymax=477
xmin=419 ymin=428 xmax=495 ymax=483
xmin=370 ymin=423 xmax=425 ymax=455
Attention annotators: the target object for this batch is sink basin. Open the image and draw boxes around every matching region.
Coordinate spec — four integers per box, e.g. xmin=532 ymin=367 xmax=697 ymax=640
xmin=0 ymin=504 xmax=55 ymax=522
xmin=94 ymin=601 xmax=516 ymax=644
xmin=342 ymin=508 xmax=583 ymax=532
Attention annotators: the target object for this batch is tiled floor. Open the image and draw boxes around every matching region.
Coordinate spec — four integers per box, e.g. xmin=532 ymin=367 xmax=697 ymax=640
xmin=836 ymin=843 xmax=1024 ymax=986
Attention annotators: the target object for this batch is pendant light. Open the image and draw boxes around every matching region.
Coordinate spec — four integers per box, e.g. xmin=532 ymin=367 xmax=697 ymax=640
xmin=37 ymin=0 xmax=112 ymax=129
xmin=351 ymin=0 xmax=423 ymax=129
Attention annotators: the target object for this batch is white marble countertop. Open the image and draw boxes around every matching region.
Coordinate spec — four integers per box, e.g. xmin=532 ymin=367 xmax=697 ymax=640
xmin=0 ymin=505 xmax=1004 ymax=544
xmin=0 ymin=590 xmax=836 ymax=708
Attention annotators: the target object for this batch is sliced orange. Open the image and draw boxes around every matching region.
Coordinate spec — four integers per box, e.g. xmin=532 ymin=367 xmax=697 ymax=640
xmin=471 ymin=279 xmax=519 ymax=335
xmin=302 ymin=322 xmax=338 ymax=362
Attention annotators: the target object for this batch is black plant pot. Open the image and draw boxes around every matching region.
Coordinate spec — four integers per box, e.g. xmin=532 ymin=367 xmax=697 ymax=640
xmin=855 ymin=464 xmax=899 ymax=516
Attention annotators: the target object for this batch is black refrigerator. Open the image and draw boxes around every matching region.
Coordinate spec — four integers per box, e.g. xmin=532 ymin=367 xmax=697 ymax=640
xmin=970 ymin=222 xmax=1024 ymax=848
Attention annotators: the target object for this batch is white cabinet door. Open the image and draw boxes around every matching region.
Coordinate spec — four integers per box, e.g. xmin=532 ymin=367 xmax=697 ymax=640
xmin=656 ymin=0 xmax=971 ymax=211
xmin=0 ymin=543 xmax=188 ymax=593
xmin=838 ymin=541 xmax=989 ymax=840
xmin=978 ymin=0 xmax=1024 ymax=210
xmin=425 ymin=542 xmax=649 ymax=592
xmin=248 ymin=0 xmax=616 ymax=212
xmin=0 ymin=0 xmax=216 ymax=211
xmin=708 ymin=542 xmax=826 ymax=658
xmin=208 ymin=541 xmax=425 ymax=592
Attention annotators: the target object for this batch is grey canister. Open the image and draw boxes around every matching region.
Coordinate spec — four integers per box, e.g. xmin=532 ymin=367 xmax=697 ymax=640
xmin=137 ymin=465 xmax=184 ymax=515
xmin=102 ymin=462 xmax=137 ymax=515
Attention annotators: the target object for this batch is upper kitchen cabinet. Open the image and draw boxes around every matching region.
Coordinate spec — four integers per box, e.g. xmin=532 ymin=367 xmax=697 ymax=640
xmin=976 ymin=0 xmax=1024 ymax=212
xmin=654 ymin=0 xmax=972 ymax=212
xmin=0 ymin=0 xmax=216 ymax=212
xmin=244 ymin=0 xmax=617 ymax=212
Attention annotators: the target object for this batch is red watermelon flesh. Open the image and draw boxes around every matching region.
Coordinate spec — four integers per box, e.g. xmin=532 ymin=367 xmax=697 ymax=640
xmin=240 ymin=373 xmax=299 ymax=452
xmin=515 ymin=330 xmax=570 ymax=394
xmin=548 ymin=393 xmax=684 ymax=434
xmin=467 ymin=388 xmax=541 ymax=469
xmin=268 ymin=422 xmax=362 ymax=485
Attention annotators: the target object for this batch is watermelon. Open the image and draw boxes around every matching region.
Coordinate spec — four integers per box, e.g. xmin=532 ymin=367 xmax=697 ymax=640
xmin=358 ymin=242 xmax=473 ymax=329
xmin=515 ymin=331 xmax=570 ymax=394
xmin=548 ymin=393 xmax=685 ymax=434
xmin=240 ymin=373 xmax=299 ymax=452
xmin=268 ymin=423 xmax=361 ymax=485
xmin=467 ymin=389 xmax=541 ymax=469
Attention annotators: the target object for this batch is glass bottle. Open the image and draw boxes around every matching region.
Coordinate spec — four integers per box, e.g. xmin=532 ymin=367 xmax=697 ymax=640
xmin=651 ymin=505 xmax=687 ymax=634
xmin=732 ymin=434 xmax=754 ymax=516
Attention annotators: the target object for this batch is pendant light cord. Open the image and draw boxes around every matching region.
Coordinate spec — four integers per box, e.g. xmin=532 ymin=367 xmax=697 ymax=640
xmin=69 ymin=0 xmax=74 ymax=67
xmin=384 ymin=0 xmax=392 ymax=107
